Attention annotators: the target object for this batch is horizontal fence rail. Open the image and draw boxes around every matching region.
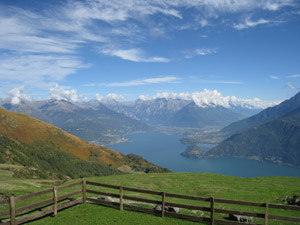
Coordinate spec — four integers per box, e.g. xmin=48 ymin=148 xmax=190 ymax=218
xmin=1 ymin=180 xmax=300 ymax=225
xmin=85 ymin=180 xmax=300 ymax=225
xmin=0 ymin=181 xmax=83 ymax=225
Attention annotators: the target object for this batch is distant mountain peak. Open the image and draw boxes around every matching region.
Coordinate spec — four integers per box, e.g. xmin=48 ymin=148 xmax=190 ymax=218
xmin=222 ymin=91 xmax=300 ymax=134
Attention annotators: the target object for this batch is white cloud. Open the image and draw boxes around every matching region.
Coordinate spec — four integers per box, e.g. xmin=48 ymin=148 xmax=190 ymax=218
xmin=286 ymin=82 xmax=299 ymax=90
xmin=269 ymin=75 xmax=280 ymax=80
xmin=49 ymin=84 xmax=87 ymax=102
xmin=0 ymin=0 xmax=298 ymax=98
xmin=101 ymin=48 xmax=170 ymax=63
xmin=67 ymin=0 xmax=182 ymax=23
xmin=288 ymin=74 xmax=300 ymax=78
xmin=101 ymin=76 xmax=180 ymax=87
xmin=183 ymin=48 xmax=217 ymax=59
xmin=8 ymin=86 xmax=31 ymax=105
xmin=195 ymin=48 xmax=217 ymax=56
xmin=0 ymin=54 xmax=87 ymax=89
xmin=0 ymin=10 xmax=78 ymax=54
xmin=0 ymin=6 xmax=89 ymax=93
xmin=234 ymin=17 xmax=270 ymax=30
xmin=95 ymin=93 xmax=125 ymax=101
xmin=138 ymin=89 xmax=279 ymax=109
xmin=199 ymin=19 xmax=210 ymax=27
xmin=264 ymin=2 xmax=281 ymax=11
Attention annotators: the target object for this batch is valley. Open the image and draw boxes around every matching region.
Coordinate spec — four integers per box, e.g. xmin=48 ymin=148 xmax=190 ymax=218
xmin=1 ymin=91 xmax=300 ymax=173
xmin=1 ymin=1 xmax=300 ymax=224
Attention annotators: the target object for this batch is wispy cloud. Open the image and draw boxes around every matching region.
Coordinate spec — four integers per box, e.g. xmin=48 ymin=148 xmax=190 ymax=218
xmin=101 ymin=48 xmax=170 ymax=63
xmin=99 ymin=76 xmax=181 ymax=87
xmin=0 ymin=54 xmax=88 ymax=90
xmin=183 ymin=48 xmax=217 ymax=59
xmin=288 ymin=74 xmax=300 ymax=78
xmin=0 ymin=8 xmax=79 ymax=54
xmin=234 ymin=17 xmax=270 ymax=30
xmin=0 ymin=0 xmax=299 ymax=97
xmin=286 ymin=82 xmax=299 ymax=90
xmin=269 ymin=75 xmax=280 ymax=80
xmin=195 ymin=48 xmax=217 ymax=56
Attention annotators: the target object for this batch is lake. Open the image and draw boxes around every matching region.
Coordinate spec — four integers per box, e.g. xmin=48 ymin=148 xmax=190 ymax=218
xmin=107 ymin=132 xmax=300 ymax=178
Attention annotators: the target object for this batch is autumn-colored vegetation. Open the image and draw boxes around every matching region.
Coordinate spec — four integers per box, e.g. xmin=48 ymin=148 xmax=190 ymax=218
xmin=0 ymin=108 xmax=169 ymax=179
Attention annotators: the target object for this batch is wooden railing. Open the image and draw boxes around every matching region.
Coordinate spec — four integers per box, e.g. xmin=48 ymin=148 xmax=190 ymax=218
xmin=85 ymin=181 xmax=300 ymax=225
xmin=0 ymin=181 xmax=83 ymax=225
xmin=0 ymin=180 xmax=300 ymax=225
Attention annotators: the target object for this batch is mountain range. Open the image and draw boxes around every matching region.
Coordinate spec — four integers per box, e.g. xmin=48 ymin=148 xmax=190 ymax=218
xmin=0 ymin=96 xmax=265 ymax=145
xmin=1 ymin=99 xmax=151 ymax=145
xmin=221 ymin=92 xmax=300 ymax=135
xmin=183 ymin=91 xmax=300 ymax=168
xmin=0 ymin=107 xmax=169 ymax=179
xmin=172 ymin=102 xmax=244 ymax=128
xmin=100 ymin=97 xmax=258 ymax=128
xmin=2 ymin=92 xmax=299 ymax=169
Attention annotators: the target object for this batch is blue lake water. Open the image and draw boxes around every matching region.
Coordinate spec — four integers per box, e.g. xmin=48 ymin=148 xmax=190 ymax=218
xmin=107 ymin=132 xmax=300 ymax=178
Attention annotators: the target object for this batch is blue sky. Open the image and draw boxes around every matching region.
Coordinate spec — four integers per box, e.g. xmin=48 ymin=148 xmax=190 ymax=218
xmin=0 ymin=0 xmax=300 ymax=104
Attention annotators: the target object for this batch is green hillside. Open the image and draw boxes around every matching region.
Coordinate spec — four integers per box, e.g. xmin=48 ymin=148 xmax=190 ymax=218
xmin=222 ymin=91 xmax=300 ymax=134
xmin=0 ymin=107 xmax=169 ymax=179
xmin=207 ymin=107 xmax=300 ymax=168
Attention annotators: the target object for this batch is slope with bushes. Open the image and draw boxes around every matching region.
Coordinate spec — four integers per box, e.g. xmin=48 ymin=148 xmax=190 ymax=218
xmin=0 ymin=107 xmax=169 ymax=179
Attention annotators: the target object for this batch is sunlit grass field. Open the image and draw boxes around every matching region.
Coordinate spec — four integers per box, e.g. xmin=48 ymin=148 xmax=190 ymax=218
xmin=1 ymin=170 xmax=300 ymax=224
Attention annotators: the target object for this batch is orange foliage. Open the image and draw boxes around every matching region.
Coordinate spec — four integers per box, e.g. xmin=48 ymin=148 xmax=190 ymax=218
xmin=0 ymin=108 xmax=125 ymax=166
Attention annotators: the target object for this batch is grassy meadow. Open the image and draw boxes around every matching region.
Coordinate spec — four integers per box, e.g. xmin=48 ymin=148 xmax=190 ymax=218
xmin=1 ymin=170 xmax=300 ymax=224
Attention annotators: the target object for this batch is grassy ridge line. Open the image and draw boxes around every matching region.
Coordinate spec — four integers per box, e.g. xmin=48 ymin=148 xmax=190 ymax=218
xmin=0 ymin=107 xmax=122 ymax=164
xmin=0 ymin=107 xmax=169 ymax=178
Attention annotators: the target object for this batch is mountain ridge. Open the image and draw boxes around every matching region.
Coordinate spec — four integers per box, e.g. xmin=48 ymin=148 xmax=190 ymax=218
xmin=1 ymin=99 xmax=152 ymax=145
xmin=0 ymin=107 xmax=169 ymax=178
xmin=185 ymin=91 xmax=300 ymax=168
xmin=222 ymin=92 xmax=300 ymax=134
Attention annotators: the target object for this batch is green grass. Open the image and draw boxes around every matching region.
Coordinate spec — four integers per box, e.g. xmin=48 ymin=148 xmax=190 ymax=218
xmin=1 ymin=172 xmax=300 ymax=225
xmin=29 ymin=204 xmax=196 ymax=225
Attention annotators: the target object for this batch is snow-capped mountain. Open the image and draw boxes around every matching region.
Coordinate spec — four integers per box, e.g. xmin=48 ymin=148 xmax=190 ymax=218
xmin=99 ymin=90 xmax=279 ymax=128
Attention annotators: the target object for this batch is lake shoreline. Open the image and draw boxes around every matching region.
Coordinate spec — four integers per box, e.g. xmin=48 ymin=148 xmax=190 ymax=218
xmin=108 ymin=132 xmax=300 ymax=178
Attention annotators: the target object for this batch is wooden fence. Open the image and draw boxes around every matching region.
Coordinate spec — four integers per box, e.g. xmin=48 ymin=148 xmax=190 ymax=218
xmin=0 ymin=181 xmax=83 ymax=225
xmin=0 ymin=180 xmax=300 ymax=225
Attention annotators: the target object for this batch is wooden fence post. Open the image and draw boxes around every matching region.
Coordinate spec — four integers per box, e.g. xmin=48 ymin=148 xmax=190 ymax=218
xmin=9 ymin=196 xmax=15 ymax=225
xmin=82 ymin=180 xmax=86 ymax=204
xmin=53 ymin=187 xmax=58 ymax=217
xmin=265 ymin=202 xmax=269 ymax=225
xmin=161 ymin=192 xmax=166 ymax=218
xmin=119 ymin=186 xmax=123 ymax=211
xmin=210 ymin=197 xmax=214 ymax=225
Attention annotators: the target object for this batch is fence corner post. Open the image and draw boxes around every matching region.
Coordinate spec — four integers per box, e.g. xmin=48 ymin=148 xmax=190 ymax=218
xmin=264 ymin=202 xmax=269 ymax=225
xmin=53 ymin=186 xmax=58 ymax=217
xmin=161 ymin=192 xmax=166 ymax=218
xmin=210 ymin=197 xmax=214 ymax=225
xmin=9 ymin=196 xmax=15 ymax=225
xmin=82 ymin=180 xmax=86 ymax=204
xmin=119 ymin=186 xmax=123 ymax=211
